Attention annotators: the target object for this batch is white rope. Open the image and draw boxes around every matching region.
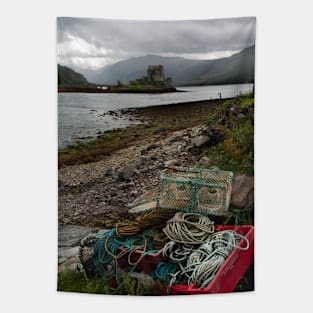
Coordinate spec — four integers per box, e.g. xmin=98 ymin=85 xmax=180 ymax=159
xmin=161 ymin=227 xmax=250 ymax=288
xmin=163 ymin=241 xmax=194 ymax=264
xmin=181 ymin=230 xmax=249 ymax=287
xmin=162 ymin=212 xmax=215 ymax=244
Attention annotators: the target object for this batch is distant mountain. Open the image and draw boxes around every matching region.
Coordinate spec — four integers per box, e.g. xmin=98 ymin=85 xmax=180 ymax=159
xmin=79 ymin=45 xmax=255 ymax=86
xmin=58 ymin=64 xmax=93 ymax=88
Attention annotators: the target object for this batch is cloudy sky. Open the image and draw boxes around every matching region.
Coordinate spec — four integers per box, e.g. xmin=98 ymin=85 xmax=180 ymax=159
xmin=57 ymin=17 xmax=256 ymax=70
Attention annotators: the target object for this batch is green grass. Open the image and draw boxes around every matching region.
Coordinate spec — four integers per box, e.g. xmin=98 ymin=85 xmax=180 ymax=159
xmin=58 ymin=271 xmax=164 ymax=295
xmin=204 ymin=94 xmax=254 ymax=175
xmin=57 ymin=271 xmax=113 ymax=294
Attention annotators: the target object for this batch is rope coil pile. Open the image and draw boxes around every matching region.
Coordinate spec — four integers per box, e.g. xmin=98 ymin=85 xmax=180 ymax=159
xmin=92 ymin=229 xmax=158 ymax=281
xmin=77 ymin=192 xmax=250 ymax=293
xmin=180 ymin=230 xmax=249 ymax=287
xmin=152 ymin=212 xmax=250 ymax=288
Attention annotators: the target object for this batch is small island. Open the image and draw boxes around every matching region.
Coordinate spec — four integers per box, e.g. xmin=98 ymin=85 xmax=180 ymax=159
xmin=105 ymin=65 xmax=177 ymax=93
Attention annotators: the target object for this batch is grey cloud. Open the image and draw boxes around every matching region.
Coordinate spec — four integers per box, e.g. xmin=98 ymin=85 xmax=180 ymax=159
xmin=57 ymin=17 xmax=256 ymax=69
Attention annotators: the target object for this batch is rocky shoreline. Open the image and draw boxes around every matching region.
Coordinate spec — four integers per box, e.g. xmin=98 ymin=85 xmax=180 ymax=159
xmin=59 ymin=96 xmax=254 ymax=227
xmin=59 ymin=124 xmax=207 ymax=227
xmin=58 ymin=98 xmax=224 ymax=167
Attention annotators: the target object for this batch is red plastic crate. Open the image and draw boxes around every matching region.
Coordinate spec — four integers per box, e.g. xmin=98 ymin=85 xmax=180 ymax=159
xmin=167 ymin=225 xmax=254 ymax=295
xmin=117 ymin=247 xmax=164 ymax=274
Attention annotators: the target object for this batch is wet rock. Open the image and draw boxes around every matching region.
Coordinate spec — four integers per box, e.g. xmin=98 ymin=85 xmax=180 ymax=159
xmin=191 ymin=135 xmax=210 ymax=148
xmin=199 ymin=156 xmax=212 ymax=167
xmin=231 ymin=175 xmax=254 ymax=208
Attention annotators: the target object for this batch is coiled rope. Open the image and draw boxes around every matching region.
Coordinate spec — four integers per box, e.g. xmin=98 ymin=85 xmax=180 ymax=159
xmin=162 ymin=212 xmax=215 ymax=244
xmin=116 ymin=208 xmax=177 ymax=238
xmin=153 ymin=261 xmax=180 ymax=286
xmin=92 ymin=229 xmax=158 ymax=281
xmin=153 ymin=213 xmax=249 ymax=288
xmin=181 ymin=230 xmax=249 ymax=288
xmin=163 ymin=241 xmax=195 ymax=264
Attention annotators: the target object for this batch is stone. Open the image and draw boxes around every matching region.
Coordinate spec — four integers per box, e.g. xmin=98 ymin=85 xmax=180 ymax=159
xmin=177 ymin=144 xmax=184 ymax=153
xmin=164 ymin=159 xmax=179 ymax=167
xmin=199 ymin=156 xmax=212 ymax=167
xmin=58 ymin=225 xmax=99 ymax=247
xmin=58 ymin=246 xmax=80 ymax=264
xmin=168 ymin=135 xmax=182 ymax=143
xmin=231 ymin=175 xmax=254 ymax=208
xmin=118 ymin=165 xmax=135 ymax=181
xmin=58 ymin=256 xmax=78 ymax=272
xmin=146 ymin=143 xmax=159 ymax=151
xmin=129 ymin=271 xmax=156 ymax=289
xmin=105 ymin=167 xmax=114 ymax=176
xmin=118 ymin=183 xmax=128 ymax=190
xmin=191 ymin=135 xmax=210 ymax=148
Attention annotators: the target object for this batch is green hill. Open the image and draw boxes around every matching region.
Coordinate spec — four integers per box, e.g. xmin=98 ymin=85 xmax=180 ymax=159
xmin=58 ymin=64 xmax=93 ymax=88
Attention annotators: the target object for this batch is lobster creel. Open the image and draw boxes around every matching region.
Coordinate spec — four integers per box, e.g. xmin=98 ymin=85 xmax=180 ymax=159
xmin=157 ymin=166 xmax=233 ymax=216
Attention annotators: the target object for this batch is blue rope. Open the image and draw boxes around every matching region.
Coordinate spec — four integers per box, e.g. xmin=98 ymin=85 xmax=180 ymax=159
xmin=92 ymin=229 xmax=159 ymax=282
xmin=152 ymin=261 xmax=180 ymax=285
xmin=93 ymin=229 xmax=117 ymax=280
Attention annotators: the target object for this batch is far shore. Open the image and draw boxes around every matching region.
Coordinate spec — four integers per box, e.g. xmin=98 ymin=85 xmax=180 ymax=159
xmin=58 ymin=86 xmax=181 ymax=93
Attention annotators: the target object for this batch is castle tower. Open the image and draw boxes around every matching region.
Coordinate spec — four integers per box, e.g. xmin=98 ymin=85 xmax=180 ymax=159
xmin=147 ymin=65 xmax=165 ymax=82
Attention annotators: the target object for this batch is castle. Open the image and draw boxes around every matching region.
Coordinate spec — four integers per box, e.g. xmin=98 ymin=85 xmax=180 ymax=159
xmin=129 ymin=65 xmax=173 ymax=87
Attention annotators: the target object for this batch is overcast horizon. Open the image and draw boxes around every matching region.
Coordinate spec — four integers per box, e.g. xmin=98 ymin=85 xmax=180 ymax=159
xmin=57 ymin=17 xmax=256 ymax=71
